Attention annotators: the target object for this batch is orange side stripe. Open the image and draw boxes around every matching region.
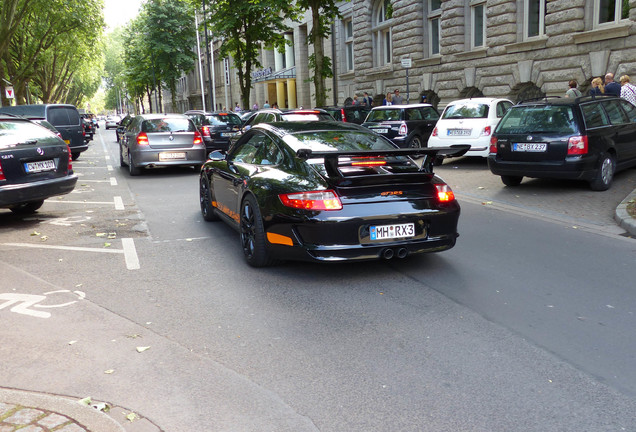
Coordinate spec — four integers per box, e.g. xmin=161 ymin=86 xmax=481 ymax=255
xmin=267 ymin=232 xmax=293 ymax=246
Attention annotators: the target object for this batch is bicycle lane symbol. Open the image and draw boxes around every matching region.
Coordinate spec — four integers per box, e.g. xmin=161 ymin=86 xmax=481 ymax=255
xmin=0 ymin=290 xmax=86 ymax=319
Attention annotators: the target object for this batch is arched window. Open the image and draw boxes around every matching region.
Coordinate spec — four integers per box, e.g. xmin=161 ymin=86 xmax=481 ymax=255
xmin=372 ymin=0 xmax=393 ymax=67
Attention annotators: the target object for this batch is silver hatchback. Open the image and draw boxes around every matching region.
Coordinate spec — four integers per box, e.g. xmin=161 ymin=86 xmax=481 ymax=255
xmin=119 ymin=113 xmax=206 ymax=176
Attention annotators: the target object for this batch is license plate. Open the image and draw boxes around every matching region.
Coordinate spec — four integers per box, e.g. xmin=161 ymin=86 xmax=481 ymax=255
xmin=221 ymin=132 xmax=236 ymax=137
xmin=25 ymin=160 xmax=55 ymax=173
xmin=159 ymin=152 xmax=186 ymax=161
xmin=372 ymin=128 xmax=388 ymax=134
xmin=370 ymin=223 xmax=415 ymax=241
xmin=448 ymin=129 xmax=471 ymax=136
xmin=513 ymin=143 xmax=547 ymax=152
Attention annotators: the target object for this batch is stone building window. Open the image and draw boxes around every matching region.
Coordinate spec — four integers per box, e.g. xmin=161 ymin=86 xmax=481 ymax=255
xmin=595 ymin=0 xmax=630 ymax=25
xmin=373 ymin=0 xmax=393 ymax=66
xmin=471 ymin=1 xmax=486 ymax=48
xmin=428 ymin=0 xmax=441 ymax=55
xmin=344 ymin=18 xmax=354 ymax=72
xmin=525 ymin=0 xmax=545 ymax=38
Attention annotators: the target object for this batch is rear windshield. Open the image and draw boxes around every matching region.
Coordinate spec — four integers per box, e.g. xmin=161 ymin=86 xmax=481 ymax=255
xmin=141 ymin=118 xmax=196 ymax=133
xmin=365 ymin=109 xmax=402 ymax=122
xmin=281 ymin=112 xmax=334 ymax=122
xmin=496 ymin=105 xmax=578 ymax=135
xmin=0 ymin=120 xmax=57 ymax=148
xmin=442 ymin=102 xmax=489 ymax=119
xmin=205 ymin=113 xmax=242 ymax=126
xmin=48 ymin=107 xmax=80 ymax=127
xmin=286 ymin=130 xmax=396 ymax=152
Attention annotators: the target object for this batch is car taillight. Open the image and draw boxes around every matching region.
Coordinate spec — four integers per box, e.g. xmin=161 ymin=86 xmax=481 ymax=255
xmin=137 ymin=132 xmax=149 ymax=146
xmin=481 ymin=126 xmax=491 ymax=136
xmin=435 ymin=183 xmax=455 ymax=203
xmin=279 ymin=190 xmax=343 ymax=211
xmin=340 ymin=108 xmax=347 ymax=122
xmin=567 ymin=135 xmax=588 ymax=155
xmin=351 ymin=156 xmax=386 ymax=166
xmin=201 ymin=126 xmax=211 ymax=137
xmin=0 ymin=162 xmax=5 ymax=181
xmin=432 ymin=127 xmax=438 ymax=137
xmin=489 ymin=136 xmax=498 ymax=154
xmin=194 ymin=131 xmax=203 ymax=145
xmin=67 ymin=144 xmax=73 ymax=172
xmin=399 ymin=123 xmax=408 ymax=136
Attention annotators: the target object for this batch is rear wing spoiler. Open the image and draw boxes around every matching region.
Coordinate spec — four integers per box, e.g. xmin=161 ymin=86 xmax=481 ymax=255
xmin=296 ymin=145 xmax=470 ymax=177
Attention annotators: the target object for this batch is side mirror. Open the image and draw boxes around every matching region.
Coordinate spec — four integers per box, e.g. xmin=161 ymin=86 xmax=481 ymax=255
xmin=208 ymin=150 xmax=226 ymax=161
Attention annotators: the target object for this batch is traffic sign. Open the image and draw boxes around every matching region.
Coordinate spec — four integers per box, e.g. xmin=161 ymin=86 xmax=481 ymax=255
xmin=401 ymin=58 xmax=412 ymax=68
xmin=5 ymin=86 xmax=14 ymax=99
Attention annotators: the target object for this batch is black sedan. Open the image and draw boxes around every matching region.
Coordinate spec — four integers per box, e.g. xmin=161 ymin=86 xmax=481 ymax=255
xmin=199 ymin=121 xmax=468 ymax=266
xmin=0 ymin=114 xmax=77 ymax=214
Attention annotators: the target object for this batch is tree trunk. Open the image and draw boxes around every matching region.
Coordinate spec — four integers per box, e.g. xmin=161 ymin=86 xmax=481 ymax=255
xmin=311 ymin=4 xmax=326 ymax=107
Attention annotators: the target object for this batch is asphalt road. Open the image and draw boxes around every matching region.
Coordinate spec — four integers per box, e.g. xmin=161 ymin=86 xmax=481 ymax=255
xmin=1 ymin=125 xmax=635 ymax=431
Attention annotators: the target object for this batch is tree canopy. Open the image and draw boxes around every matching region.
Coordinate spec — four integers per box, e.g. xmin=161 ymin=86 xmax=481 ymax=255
xmin=0 ymin=0 xmax=105 ymax=107
xmin=207 ymin=0 xmax=299 ymax=109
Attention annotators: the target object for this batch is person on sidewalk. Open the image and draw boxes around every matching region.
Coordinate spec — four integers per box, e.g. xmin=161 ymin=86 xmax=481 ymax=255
xmin=604 ymin=73 xmax=621 ymax=97
xmin=392 ymin=89 xmax=404 ymax=105
xmin=565 ymin=80 xmax=582 ymax=98
xmin=619 ymin=75 xmax=636 ymax=105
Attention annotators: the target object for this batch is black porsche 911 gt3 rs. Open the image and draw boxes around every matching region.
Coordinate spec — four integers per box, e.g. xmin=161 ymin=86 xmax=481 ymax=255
xmin=199 ymin=121 xmax=468 ymax=267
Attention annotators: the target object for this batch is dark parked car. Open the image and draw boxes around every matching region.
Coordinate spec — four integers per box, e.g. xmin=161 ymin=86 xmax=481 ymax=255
xmin=119 ymin=113 xmax=206 ymax=176
xmin=361 ymin=104 xmax=440 ymax=148
xmin=199 ymin=121 xmax=468 ymax=267
xmin=488 ymin=95 xmax=636 ymax=190
xmin=184 ymin=110 xmax=242 ymax=152
xmin=240 ymin=108 xmax=335 ymax=132
xmin=80 ymin=114 xmax=95 ymax=143
xmin=116 ymin=114 xmax=135 ymax=144
xmin=318 ymin=105 xmax=372 ymax=124
xmin=0 ymin=114 xmax=78 ymax=214
xmin=0 ymin=104 xmax=87 ymax=160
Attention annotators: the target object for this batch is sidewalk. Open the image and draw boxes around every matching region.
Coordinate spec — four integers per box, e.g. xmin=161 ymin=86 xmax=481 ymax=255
xmin=614 ymin=187 xmax=636 ymax=236
xmin=0 ymin=388 xmax=161 ymax=432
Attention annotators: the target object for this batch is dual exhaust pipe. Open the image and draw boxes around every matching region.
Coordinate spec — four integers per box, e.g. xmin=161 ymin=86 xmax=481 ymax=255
xmin=381 ymin=247 xmax=409 ymax=260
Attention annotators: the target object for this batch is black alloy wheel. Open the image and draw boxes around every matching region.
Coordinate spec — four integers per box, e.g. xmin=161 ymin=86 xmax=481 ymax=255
xmin=240 ymin=194 xmax=273 ymax=267
xmin=200 ymin=175 xmax=219 ymax=221
xmin=408 ymin=135 xmax=423 ymax=148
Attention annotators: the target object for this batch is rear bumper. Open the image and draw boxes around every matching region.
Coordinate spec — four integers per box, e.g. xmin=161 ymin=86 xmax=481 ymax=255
xmin=487 ymin=154 xmax=598 ymax=180
xmin=429 ymin=138 xmax=489 ymax=157
xmin=263 ymin=200 xmax=461 ymax=262
xmin=0 ymin=174 xmax=78 ymax=207
xmin=133 ymin=148 xmax=206 ymax=167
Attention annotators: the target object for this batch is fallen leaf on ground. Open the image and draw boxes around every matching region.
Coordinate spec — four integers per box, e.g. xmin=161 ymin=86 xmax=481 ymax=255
xmin=136 ymin=346 xmax=151 ymax=353
xmin=104 ymin=369 xmax=115 ymax=374
xmin=96 ymin=233 xmax=107 ymax=237
xmin=126 ymin=412 xmax=139 ymax=422
xmin=103 ymin=242 xmax=111 ymax=248
xmin=31 ymin=231 xmax=41 ymax=236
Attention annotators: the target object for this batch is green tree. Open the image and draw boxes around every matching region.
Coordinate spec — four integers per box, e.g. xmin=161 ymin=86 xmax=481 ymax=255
xmin=207 ymin=0 xmax=299 ymax=109
xmin=141 ymin=0 xmax=197 ymax=111
xmin=296 ymin=0 xmax=344 ymax=107
xmin=0 ymin=0 xmax=104 ymax=105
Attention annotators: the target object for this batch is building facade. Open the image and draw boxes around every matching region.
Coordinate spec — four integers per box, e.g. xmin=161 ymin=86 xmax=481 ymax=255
xmin=165 ymin=0 xmax=636 ymax=112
